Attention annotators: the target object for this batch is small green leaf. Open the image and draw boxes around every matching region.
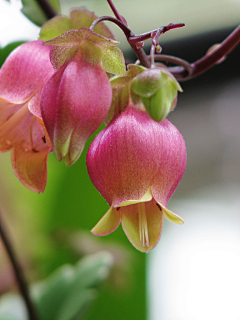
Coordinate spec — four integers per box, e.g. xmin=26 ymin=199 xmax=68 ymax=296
xmin=32 ymin=265 xmax=75 ymax=320
xmin=32 ymin=252 xmax=113 ymax=320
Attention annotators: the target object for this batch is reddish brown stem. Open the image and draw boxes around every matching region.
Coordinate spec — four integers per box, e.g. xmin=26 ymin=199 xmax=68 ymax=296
xmin=169 ymin=25 xmax=240 ymax=81
xmin=106 ymin=0 xmax=126 ymax=23
xmin=0 ymin=212 xmax=39 ymax=320
xmin=128 ymin=23 xmax=185 ymax=43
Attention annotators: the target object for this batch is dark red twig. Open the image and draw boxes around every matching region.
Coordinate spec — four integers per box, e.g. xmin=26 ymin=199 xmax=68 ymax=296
xmin=106 ymin=0 xmax=126 ymax=24
xmin=128 ymin=23 xmax=185 ymax=43
xmin=0 ymin=212 xmax=39 ymax=320
xmin=169 ymin=25 xmax=240 ymax=81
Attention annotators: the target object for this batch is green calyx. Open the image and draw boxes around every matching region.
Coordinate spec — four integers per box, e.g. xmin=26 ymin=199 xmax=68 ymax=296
xmin=131 ymin=68 xmax=182 ymax=122
xmin=131 ymin=68 xmax=167 ymax=97
xmin=43 ymin=27 xmax=126 ymax=75
xmin=39 ymin=9 xmax=115 ymax=41
xmin=106 ymin=65 xmax=146 ymax=124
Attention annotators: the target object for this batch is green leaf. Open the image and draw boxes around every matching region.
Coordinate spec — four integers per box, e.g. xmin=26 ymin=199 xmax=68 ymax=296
xmin=33 ymin=252 xmax=113 ymax=320
xmin=21 ymin=0 xmax=60 ymax=27
xmin=0 ymin=253 xmax=113 ymax=320
xmin=57 ymin=252 xmax=113 ymax=320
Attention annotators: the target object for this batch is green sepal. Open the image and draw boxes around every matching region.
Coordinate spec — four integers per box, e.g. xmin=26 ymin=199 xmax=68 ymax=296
xmin=101 ymin=46 xmax=126 ymax=76
xmin=39 ymin=16 xmax=73 ymax=41
xmin=39 ymin=9 xmax=115 ymax=42
xmin=106 ymin=65 xmax=146 ymax=124
xmin=45 ymin=28 xmax=119 ymax=47
xmin=70 ymin=10 xmax=115 ymax=39
xmin=44 ymin=28 xmax=119 ymax=70
xmin=132 ymin=68 xmax=168 ymax=97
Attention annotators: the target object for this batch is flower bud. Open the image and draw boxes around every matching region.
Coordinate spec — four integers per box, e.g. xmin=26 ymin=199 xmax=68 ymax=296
xmin=132 ymin=68 xmax=182 ymax=122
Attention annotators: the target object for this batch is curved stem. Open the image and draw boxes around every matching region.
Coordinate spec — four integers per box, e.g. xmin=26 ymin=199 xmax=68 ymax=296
xmin=89 ymin=16 xmax=133 ymax=37
xmin=0 ymin=212 xmax=39 ymax=320
xmin=106 ymin=0 xmax=126 ymax=23
xmin=35 ymin=0 xmax=56 ymax=19
xmin=153 ymin=54 xmax=193 ymax=76
xmin=89 ymin=16 xmax=150 ymax=67
xmin=169 ymin=25 xmax=240 ymax=81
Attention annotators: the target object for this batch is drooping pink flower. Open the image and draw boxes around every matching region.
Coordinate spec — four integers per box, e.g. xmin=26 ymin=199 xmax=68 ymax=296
xmin=41 ymin=28 xmax=126 ymax=165
xmin=87 ymin=104 xmax=187 ymax=252
xmin=0 ymin=41 xmax=55 ymax=192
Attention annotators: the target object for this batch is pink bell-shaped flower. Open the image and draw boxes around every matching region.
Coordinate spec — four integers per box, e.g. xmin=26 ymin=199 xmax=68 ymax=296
xmin=87 ymin=104 xmax=187 ymax=252
xmin=0 ymin=41 xmax=54 ymax=192
xmin=41 ymin=28 xmax=126 ymax=165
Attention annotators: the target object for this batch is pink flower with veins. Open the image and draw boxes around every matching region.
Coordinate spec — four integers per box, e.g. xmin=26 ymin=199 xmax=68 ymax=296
xmin=0 ymin=41 xmax=55 ymax=192
xmin=87 ymin=105 xmax=187 ymax=252
xmin=41 ymin=28 xmax=125 ymax=166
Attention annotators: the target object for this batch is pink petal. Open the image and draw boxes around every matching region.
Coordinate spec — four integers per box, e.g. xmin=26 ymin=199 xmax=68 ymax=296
xmin=12 ymin=143 xmax=50 ymax=193
xmin=41 ymin=56 xmax=112 ymax=165
xmin=121 ymin=200 xmax=164 ymax=253
xmin=0 ymin=103 xmax=29 ymax=152
xmin=87 ymin=106 xmax=179 ymax=207
xmin=0 ymin=41 xmax=54 ymax=118
xmin=151 ymin=120 xmax=187 ymax=206
xmin=91 ymin=206 xmax=121 ymax=236
xmin=11 ymin=117 xmax=51 ymax=193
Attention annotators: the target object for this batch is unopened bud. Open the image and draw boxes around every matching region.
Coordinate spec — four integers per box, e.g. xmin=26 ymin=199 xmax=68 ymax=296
xmin=131 ymin=68 xmax=181 ymax=122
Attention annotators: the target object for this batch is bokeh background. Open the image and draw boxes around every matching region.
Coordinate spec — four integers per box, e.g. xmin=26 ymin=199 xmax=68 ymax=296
xmin=0 ymin=0 xmax=240 ymax=319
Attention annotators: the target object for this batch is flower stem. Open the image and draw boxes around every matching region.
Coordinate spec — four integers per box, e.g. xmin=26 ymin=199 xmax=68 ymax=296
xmin=128 ymin=23 xmax=185 ymax=44
xmin=106 ymin=0 xmax=126 ymax=23
xmin=0 ymin=212 xmax=39 ymax=320
xmin=169 ymin=25 xmax=240 ymax=81
xmin=35 ymin=0 xmax=56 ymax=19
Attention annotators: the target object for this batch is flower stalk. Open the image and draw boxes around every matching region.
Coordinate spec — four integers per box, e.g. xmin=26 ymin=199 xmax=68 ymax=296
xmin=0 ymin=212 xmax=39 ymax=320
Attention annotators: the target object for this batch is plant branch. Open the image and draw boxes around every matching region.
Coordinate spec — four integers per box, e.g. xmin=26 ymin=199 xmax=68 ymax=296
xmin=89 ymin=16 xmax=133 ymax=37
xmin=106 ymin=0 xmax=126 ymax=23
xmin=128 ymin=23 xmax=185 ymax=43
xmin=90 ymin=15 xmax=184 ymax=68
xmin=35 ymin=0 xmax=57 ymax=19
xmin=0 ymin=212 xmax=39 ymax=320
xmin=90 ymin=15 xmax=150 ymax=67
xmin=168 ymin=25 xmax=240 ymax=81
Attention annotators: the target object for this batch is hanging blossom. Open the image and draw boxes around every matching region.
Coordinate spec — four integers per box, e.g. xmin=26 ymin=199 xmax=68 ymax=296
xmin=87 ymin=104 xmax=186 ymax=252
xmin=41 ymin=27 xmax=126 ymax=165
xmin=0 ymin=41 xmax=54 ymax=192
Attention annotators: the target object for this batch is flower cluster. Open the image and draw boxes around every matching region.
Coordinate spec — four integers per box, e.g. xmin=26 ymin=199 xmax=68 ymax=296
xmin=0 ymin=9 xmax=186 ymax=252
